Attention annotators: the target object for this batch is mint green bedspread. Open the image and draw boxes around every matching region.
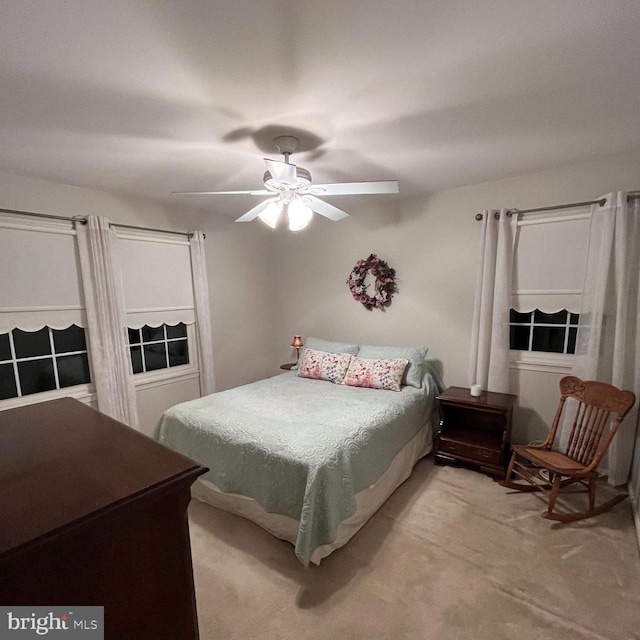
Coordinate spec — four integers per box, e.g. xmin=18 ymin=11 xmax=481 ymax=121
xmin=155 ymin=366 xmax=442 ymax=565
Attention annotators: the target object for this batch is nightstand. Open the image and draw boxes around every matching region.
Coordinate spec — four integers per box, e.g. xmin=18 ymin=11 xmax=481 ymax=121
xmin=280 ymin=363 xmax=296 ymax=370
xmin=435 ymin=386 xmax=517 ymax=478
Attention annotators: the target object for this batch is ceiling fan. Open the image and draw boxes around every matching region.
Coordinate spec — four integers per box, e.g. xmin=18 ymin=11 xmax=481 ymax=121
xmin=173 ymin=135 xmax=399 ymax=231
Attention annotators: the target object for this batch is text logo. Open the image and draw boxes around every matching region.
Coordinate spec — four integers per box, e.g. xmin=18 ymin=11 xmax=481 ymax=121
xmin=0 ymin=608 xmax=103 ymax=639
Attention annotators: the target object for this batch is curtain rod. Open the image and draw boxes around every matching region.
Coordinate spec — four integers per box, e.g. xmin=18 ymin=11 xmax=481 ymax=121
xmin=113 ymin=222 xmax=203 ymax=239
xmin=474 ymin=193 xmax=640 ymax=221
xmin=0 ymin=206 xmax=204 ymax=239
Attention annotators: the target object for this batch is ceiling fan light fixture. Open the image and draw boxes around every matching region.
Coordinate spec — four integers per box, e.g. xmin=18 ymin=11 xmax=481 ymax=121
xmin=263 ymin=167 xmax=312 ymax=192
xmin=258 ymin=201 xmax=282 ymax=229
xmin=288 ymin=199 xmax=313 ymax=231
xmin=175 ymin=134 xmax=399 ymax=228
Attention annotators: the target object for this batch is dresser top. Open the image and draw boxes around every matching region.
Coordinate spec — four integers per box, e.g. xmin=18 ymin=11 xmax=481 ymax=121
xmin=0 ymin=397 xmax=206 ymax=556
xmin=437 ymin=386 xmax=517 ymax=410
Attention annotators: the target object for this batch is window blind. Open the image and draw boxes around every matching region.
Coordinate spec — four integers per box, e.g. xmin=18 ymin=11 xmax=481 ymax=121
xmin=512 ymin=211 xmax=590 ymax=314
xmin=115 ymin=229 xmax=195 ymax=329
xmin=0 ymin=218 xmax=86 ymax=333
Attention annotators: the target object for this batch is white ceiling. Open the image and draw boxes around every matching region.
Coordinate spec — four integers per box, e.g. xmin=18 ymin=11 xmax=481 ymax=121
xmin=1 ymin=0 xmax=639 ymax=216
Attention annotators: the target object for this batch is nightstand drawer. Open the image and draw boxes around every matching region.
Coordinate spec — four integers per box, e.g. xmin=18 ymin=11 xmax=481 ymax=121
xmin=438 ymin=438 xmax=502 ymax=466
xmin=442 ymin=405 xmax=506 ymax=432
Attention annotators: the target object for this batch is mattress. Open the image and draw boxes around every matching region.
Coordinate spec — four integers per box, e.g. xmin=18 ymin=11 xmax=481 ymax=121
xmin=191 ymin=419 xmax=434 ymax=564
xmin=155 ymin=366 xmax=442 ymax=565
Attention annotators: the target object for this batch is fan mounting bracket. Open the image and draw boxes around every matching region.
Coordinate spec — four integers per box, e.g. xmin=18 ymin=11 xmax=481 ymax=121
xmin=274 ymin=135 xmax=299 ymax=158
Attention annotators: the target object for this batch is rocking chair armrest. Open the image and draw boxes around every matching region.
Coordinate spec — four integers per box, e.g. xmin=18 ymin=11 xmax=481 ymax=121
xmin=527 ymin=441 xmax=552 ymax=450
xmin=581 ymin=456 xmax=606 ymax=476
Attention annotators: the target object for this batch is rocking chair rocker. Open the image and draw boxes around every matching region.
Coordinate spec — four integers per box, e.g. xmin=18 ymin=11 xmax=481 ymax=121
xmin=500 ymin=376 xmax=636 ymax=522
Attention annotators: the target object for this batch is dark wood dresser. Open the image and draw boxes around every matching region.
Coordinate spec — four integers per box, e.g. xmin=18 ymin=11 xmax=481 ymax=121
xmin=435 ymin=386 xmax=517 ymax=478
xmin=0 ymin=397 xmax=207 ymax=640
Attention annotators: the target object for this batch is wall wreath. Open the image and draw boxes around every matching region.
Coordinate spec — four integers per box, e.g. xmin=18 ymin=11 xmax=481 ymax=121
xmin=347 ymin=253 xmax=398 ymax=311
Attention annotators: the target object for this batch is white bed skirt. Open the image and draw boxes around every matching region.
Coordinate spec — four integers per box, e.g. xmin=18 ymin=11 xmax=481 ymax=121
xmin=191 ymin=413 xmax=434 ymax=565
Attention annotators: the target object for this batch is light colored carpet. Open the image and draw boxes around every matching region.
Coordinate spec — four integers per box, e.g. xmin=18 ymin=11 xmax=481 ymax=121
xmin=188 ymin=457 xmax=640 ymax=640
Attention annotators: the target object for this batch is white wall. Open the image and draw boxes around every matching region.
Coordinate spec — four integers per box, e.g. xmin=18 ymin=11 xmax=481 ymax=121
xmin=273 ymin=149 xmax=640 ymax=388
xmin=632 ymin=428 xmax=640 ymax=552
xmin=197 ymin=214 xmax=280 ymax=391
xmin=135 ymin=377 xmax=200 ymax=436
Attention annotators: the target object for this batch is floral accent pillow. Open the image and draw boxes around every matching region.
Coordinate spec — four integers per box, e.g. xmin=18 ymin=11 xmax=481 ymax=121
xmin=297 ymin=348 xmax=353 ymax=384
xmin=319 ymin=351 xmax=354 ymax=384
xmin=342 ymin=356 xmax=409 ymax=392
xmin=297 ymin=347 xmax=325 ymax=380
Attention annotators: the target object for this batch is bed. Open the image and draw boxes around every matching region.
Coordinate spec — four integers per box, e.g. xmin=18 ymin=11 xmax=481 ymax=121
xmin=155 ymin=361 xmax=443 ymax=566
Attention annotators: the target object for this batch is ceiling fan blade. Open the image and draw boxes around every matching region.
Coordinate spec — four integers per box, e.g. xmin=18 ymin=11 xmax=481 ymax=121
xmin=305 ymin=196 xmax=350 ymax=221
xmin=306 ymin=180 xmax=399 ymax=196
xmin=235 ymin=198 xmax=278 ymax=222
xmin=173 ymin=189 xmax=271 ymax=195
xmin=264 ymin=158 xmax=297 ymax=187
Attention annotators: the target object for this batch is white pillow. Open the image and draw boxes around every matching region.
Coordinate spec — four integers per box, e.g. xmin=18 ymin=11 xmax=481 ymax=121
xmin=305 ymin=336 xmax=359 ymax=355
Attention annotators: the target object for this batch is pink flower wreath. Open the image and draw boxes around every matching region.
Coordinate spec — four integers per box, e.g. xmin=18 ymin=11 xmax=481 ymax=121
xmin=347 ymin=253 xmax=398 ymax=311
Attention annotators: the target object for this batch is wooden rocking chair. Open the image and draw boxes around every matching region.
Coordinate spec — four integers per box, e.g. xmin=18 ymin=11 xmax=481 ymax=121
xmin=500 ymin=376 xmax=636 ymax=522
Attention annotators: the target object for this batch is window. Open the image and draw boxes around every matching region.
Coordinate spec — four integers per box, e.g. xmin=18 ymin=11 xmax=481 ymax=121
xmin=116 ymin=229 xmax=197 ymax=382
xmin=510 ymin=309 xmax=579 ymax=355
xmin=0 ymin=325 xmax=91 ymax=400
xmin=509 ymin=207 xmax=590 ymax=371
xmin=1 ymin=216 xmax=202 ymax=412
xmin=1 ymin=216 xmax=91 ymax=405
xmin=128 ymin=323 xmax=189 ymax=374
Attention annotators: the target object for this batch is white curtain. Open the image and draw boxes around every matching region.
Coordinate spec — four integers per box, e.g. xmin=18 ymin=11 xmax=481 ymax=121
xmin=468 ymin=209 xmax=517 ymax=394
xmin=567 ymin=192 xmax=640 ymax=486
xmin=189 ymin=231 xmax=216 ymax=396
xmin=77 ymin=216 xmax=138 ymax=427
